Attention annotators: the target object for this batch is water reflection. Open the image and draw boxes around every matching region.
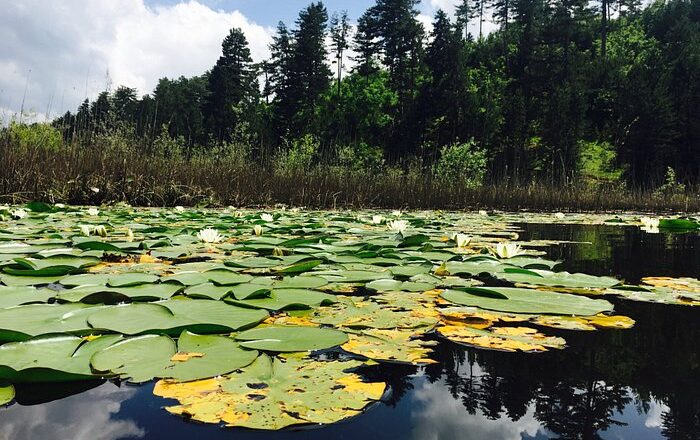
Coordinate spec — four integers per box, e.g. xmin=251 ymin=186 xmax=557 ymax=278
xmin=0 ymin=225 xmax=698 ymax=440
xmin=0 ymin=382 xmax=144 ymax=440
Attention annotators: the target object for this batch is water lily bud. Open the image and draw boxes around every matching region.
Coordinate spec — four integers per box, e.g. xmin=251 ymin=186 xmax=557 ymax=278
xmin=94 ymin=225 xmax=108 ymax=237
xmin=253 ymin=225 xmax=264 ymax=236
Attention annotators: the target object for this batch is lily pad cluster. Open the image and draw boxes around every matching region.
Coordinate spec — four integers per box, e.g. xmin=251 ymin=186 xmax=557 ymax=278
xmin=0 ymin=204 xmax=697 ymax=427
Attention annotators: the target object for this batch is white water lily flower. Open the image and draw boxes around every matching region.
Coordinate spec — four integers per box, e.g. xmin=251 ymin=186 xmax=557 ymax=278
xmin=253 ymin=225 xmax=264 ymax=236
xmin=452 ymin=233 xmax=472 ymax=248
xmin=371 ymin=215 xmax=385 ymax=225
xmin=94 ymin=225 xmax=108 ymax=238
xmin=126 ymin=228 xmax=135 ymax=242
xmin=54 ymin=203 xmax=66 ymax=209
xmin=391 ymin=210 xmax=403 ymax=217
xmin=261 ymin=213 xmax=274 ymax=222
xmin=87 ymin=208 xmax=100 ymax=216
xmin=641 ymin=225 xmax=660 ymax=234
xmin=175 ymin=206 xmax=185 ymax=213
xmin=388 ymin=219 xmax=409 ymax=235
xmin=493 ymin=242 xmax=524 ymax=259
xmin=554 ymin=212 xmax=565 ymax=219
xmin=640 ymin=216 xmax=660 ymax=229
xmin=197 ymin=228 xmax=224 ymax=244
xmin=11 ymin=208 xmax=27 ymax=219
xmin=479 ymin=210 xmax=488 ymax=216
xmin=290 ymin=208 xmax=301 ymax=213
xmin=79 ymin=225 xmax=92 ymax=237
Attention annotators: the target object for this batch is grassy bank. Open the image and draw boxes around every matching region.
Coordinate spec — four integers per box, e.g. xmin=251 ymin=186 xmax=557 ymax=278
xmin=1 ymin=134 xmax=698 ymax=212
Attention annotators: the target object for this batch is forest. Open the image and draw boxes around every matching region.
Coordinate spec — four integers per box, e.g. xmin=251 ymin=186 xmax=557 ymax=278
xmin=47 ymin=0 xmax=699 ymax=186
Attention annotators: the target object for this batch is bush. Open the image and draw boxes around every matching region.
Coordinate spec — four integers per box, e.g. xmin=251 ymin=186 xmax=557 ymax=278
xmin=577 ymin=140 xmax=624 ymax=186
xmin=8 ymin=122 xmax=63 ymax=151
xmin=433 ymin=140 xmax=487 ymax=188
xmin=274 ymin=134 xmax=320 ymax=175
xmin=335 ymin=142 xmax=385 ymax=172
xmin=654 ymin=167 xmax=686 ymax=197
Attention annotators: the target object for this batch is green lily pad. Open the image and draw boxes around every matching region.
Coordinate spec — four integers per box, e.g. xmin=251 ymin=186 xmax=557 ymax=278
xmin=441 ymin=287 xmax=614 ymax=316
xmin=0 ymin=382 xmax=13 ymax=405
xmin=228 ymin=289 xmax=336 ymax=311
xmin=86 ymin=300 xmax=268 ymax=335
xmin=0 ymin=286 xmax=55 ymax=308
xmin=236 ymin=326 xmax=348 ymax=352
xmin=0 ymin=334 xmax=123 ymax=382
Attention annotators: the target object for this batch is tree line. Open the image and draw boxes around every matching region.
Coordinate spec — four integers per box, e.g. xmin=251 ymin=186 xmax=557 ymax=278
xmin=53 ymin=0 xmax=700 ymax=187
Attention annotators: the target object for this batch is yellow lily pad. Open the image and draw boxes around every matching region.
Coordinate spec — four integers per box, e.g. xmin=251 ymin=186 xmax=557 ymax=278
xmin=154 ymin=354 xmax=385 ymax=430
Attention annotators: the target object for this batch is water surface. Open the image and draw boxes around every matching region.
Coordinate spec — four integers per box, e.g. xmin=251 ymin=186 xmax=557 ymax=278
xmin=1 ymin=223 xmax=698 ymax=440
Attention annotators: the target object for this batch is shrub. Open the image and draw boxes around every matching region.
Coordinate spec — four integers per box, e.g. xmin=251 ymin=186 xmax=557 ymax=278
xmin=654 ymin=167 xmax=686 ymax=197
xmin=335 ymin=142 xmax=385 ymax=172
xmin=433 ymin=140 xmax=487 ymax=188
xmin=274 ymin=134 xmax=320 ymax=175
xmin=577 ymin=140 xmax=624 ymax=186
xmin=8 ymin=122 xmax=63 ymax=151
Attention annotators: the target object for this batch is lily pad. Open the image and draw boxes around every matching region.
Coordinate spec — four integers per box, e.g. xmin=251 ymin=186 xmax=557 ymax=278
xmin=236 ymin=326 xmax=348 ymax=352
xmin=441 ymin=287 xmax=614 ymax=316
xmin=154 ymin=354 xmax=385 ymax=429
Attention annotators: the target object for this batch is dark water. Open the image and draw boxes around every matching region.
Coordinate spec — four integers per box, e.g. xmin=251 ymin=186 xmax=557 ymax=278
xmin=1 ymin=224 xmax=699 ymax=440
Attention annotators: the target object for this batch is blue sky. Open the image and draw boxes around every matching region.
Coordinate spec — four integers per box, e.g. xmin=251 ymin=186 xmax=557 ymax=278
xmin=145 ymin=0 xmax=430 ymax=27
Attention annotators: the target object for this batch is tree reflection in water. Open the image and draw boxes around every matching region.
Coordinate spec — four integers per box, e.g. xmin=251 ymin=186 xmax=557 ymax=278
xmin=423 ymin=299 xmax=699 ymax=439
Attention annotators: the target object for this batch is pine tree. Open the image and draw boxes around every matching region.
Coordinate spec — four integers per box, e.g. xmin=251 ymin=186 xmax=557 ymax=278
xmin=204 ymin=28 xmax=256 ymax=142
xmin=330 ymin=11 xmax=351 ymax=99
xmin=353 ymin=8 xmax=381 ymax=75
xmin=425 ymin=10 xmax=467 ymax=147
xmin=285 ymin=2 xmax=331 ymax=134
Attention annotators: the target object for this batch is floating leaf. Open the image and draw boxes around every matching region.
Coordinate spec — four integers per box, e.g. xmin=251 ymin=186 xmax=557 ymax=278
xmin=441 ymin=287 xmax=614 ymax=316
xmin=154 ymin=354 xmax=385 ymax=429
xmin=90 ymin=332 xmax=258 ymax=383
xmin=498 ymin=268 xmax=620 ymax=289
xmin=0 ymin=382 xmax=14 ymax=405
xmin=0 ymin=334 xmax=122 ymax=381
xmin=438 ymin=325 xmax=566 ymax=352
xmin=236 ymin=326 xmax=348 ymax=352
xmin=87 ymin=300 xmax=268 ymax=335
xmin=342 ymin=329 xmax=437 ymax=364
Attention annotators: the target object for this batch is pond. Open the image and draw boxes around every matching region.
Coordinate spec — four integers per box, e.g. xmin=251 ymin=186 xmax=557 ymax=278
xmin=0 ymin=209 xmax=698 ymax=440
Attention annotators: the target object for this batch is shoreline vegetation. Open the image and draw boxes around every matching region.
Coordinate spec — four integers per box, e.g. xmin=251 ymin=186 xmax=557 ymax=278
xmin=2 ymin=0 xmax=698 ymax=212
xmin=1 ymin=131 xmax=697 ymax=212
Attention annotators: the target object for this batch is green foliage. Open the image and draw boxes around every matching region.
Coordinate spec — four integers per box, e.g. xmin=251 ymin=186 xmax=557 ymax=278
xmin=654 ymin=167 xmax=686 ymax=197
xmin=44 ymin=0 xmax=700 ymax=187
xmin=577 ymin=140 xmax=624 ymax=185
xmin=8 ymin=122 xmax=62 ymax=151
xmin=274 ymin=134 xmax=320 ymax=175
xmin=433 ymin=140 xmax=487 ymax=188
xmin=335 ymin=143 xmax=385 ymax=172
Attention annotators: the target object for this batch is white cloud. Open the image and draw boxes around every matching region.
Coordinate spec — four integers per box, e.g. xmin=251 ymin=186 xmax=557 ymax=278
xmin=644 ymin=399 xmax=670 ymax=429
xmin=411 ymin=376 xmax=546 ymax=440
xmin=0 ymin=383 xmax=143 ymax=440
xmin=430 ymin=0 xmax=459 ymax=15
xmin=0 ymin=0 xmax=273 ymax=119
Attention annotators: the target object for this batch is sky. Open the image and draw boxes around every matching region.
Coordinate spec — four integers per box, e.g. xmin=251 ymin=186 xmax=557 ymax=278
xmin=0 ymin=0 xmax=482 ymax=123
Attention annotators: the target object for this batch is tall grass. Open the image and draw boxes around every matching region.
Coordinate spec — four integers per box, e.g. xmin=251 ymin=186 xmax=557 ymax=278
xmin=1 ymin=130 xmax=698 ymax=212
